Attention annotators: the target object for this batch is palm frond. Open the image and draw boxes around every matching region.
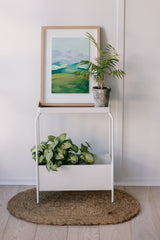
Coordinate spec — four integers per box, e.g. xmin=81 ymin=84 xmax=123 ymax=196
xmin=75 ymin=33 xmax=125 ymax=88
xmin=85 ymin=32 xmax=102 ymax=54
xmin=113 ymin=69 xmax=125 ymax=79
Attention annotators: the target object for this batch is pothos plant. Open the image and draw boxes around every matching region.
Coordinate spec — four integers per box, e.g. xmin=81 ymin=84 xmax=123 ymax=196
xmin=31 ymin=133 xmax=94 ymax=171
xmin=75 ymin=32 xmax=125 ymax=89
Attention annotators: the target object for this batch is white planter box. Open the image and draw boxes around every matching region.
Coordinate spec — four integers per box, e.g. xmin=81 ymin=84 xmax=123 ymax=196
xmin=35 ymin=106 xmax=114 ymax=203
xmin=38 ymin=154 xmax=113 ymax=191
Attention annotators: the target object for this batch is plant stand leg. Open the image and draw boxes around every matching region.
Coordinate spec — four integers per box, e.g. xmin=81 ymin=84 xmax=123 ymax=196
xmin=108 ymin=109 xmax=114 ymax=202
xmin=35 ymin=110 xmax=41 ymax=204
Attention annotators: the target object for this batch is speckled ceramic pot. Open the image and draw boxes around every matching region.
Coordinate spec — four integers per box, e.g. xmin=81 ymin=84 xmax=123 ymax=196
xmin=92 ymin=87 xmax=111 ymax=107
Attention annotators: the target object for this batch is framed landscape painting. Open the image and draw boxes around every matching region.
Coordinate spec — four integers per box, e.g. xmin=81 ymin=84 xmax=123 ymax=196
xmin=40 ymin=26 xmax=100 ymax=106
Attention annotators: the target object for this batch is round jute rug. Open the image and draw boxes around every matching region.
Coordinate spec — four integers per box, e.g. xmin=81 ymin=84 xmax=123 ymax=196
xmin=7 ymin=188 xmax=140 ymax=225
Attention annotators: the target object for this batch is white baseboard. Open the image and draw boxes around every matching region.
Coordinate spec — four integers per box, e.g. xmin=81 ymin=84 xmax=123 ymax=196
xmin=0 ymin=178 xmax=160 ymax=186
xmin=115 ymin=178 xmax=160 ymax=186
xmin=0 ymin=178 xmax=36 ymax=186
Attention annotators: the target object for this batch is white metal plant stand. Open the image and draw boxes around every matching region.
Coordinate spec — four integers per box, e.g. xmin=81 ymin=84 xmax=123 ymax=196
xmin=35 ymin=106 xmax=114 ymax=204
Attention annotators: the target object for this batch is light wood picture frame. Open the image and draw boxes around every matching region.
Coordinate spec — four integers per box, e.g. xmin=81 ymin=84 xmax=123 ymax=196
xmin=40 ymin=26 xmax=100 ymax=107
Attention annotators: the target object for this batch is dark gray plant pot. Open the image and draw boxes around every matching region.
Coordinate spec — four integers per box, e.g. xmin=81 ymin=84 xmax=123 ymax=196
xmin=92 ymin=87 xmax=111 ymax=107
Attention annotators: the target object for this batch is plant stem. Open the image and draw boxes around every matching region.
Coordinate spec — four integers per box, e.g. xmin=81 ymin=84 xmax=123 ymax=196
xmin=98 ymin=76 xmax=100 ymax=89
xmin=101 ymin=80 xmax=103 ymax=89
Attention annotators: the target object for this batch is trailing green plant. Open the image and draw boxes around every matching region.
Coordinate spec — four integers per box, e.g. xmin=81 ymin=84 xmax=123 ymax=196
xmin=75 ymin=32 xmax=125 ymax=89
xmin=31 ymin=133 xmax=94 ymax=171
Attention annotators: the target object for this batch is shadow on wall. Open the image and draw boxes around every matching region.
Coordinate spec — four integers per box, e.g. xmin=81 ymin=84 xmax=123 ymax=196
xmin=40 ymin=113 xmax=110 ymax=154
xmin=100 ymin=27 xmax=123 ymax=103
xmin=121 ymin=147 xmax=160 ymax=182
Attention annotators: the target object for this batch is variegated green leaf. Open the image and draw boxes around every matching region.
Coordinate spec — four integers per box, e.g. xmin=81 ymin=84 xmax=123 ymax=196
xmin=56 ymin=161 xmax=62 ymax=167
xmin=41 ymin=141 xmax=48 ymax=145
xmin=44 ymin=149 xmax=48 ymax=157
xmin=38 ymin=145 xmax=44 ymax=152
xmin=57 ymin=147 xmax=67 ymax=156
xmin=67 ymin=153 xmax=78 ymax=164
xmin=49 ymin=138 xmax=59 ymax=150
xmin=38 ymin=155 xmax=44 ymax=163
xmin=71 ymin=144 xmax=79 ymax=153
xmin=46 ymin=150 xmax=53 ymax=162
xmin=67 ymin=138 xmax=72 ymax=144
xmin=55 ymin=152 xmax=64 ymax=160
xmin=80 ymin=154 xmax=85 ymax=161
xmin=61 ymin=141 xmax=72 ymax=149
xmin=85 ymin=141 xmax=92 ymax=149
xmin=58 ymin=133 xmax=67 ymax=143
xmin=80 ymin=152 xmax=94 ymax=164
xmin=50 ymin=162 xmax=58 ymax=171
xmin=48 ymin=135 xmax=56 ymax=142
xmin=80 ymin=144 xmax=88 ymax=152
xmin=46 ymin=161 xmax=51 ymax=171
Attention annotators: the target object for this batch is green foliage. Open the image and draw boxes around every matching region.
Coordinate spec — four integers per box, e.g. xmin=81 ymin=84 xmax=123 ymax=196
xmin=74 ymin=32 xmax=125 ymax=89
xmin=80 ymin=152 xmax=94 ymax=164
xmin=31 ymin=133 xmax=94 ymax=171
xmin=51 ymin=73 xmax=89 ymax=94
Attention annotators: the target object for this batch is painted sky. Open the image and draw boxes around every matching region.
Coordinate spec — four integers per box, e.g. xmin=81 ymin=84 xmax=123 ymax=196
xmin=52 ymin=37 xmax=89 ymax=65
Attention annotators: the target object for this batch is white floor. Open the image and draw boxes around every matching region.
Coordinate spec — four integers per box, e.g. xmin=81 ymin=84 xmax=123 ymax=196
xmin=0 ymin=186 xmax=160 ymax=240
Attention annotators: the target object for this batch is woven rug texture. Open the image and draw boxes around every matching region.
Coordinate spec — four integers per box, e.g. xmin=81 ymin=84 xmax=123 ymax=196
xmin=7 ymin=188 xmax=140 ymax=225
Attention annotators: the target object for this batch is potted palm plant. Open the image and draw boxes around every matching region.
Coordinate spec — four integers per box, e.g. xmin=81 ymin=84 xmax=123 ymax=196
xmin=75 ymin=33 xmax=125 ymax=107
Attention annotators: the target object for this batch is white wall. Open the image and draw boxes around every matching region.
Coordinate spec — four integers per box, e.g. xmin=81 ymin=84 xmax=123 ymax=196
xmin=121 ymin=0 xmax=160 ymax=185
xmin=1 ymin=0 xmax=160 ymax=186
xmin=0 ymin=0 xmax=119 ymax=184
